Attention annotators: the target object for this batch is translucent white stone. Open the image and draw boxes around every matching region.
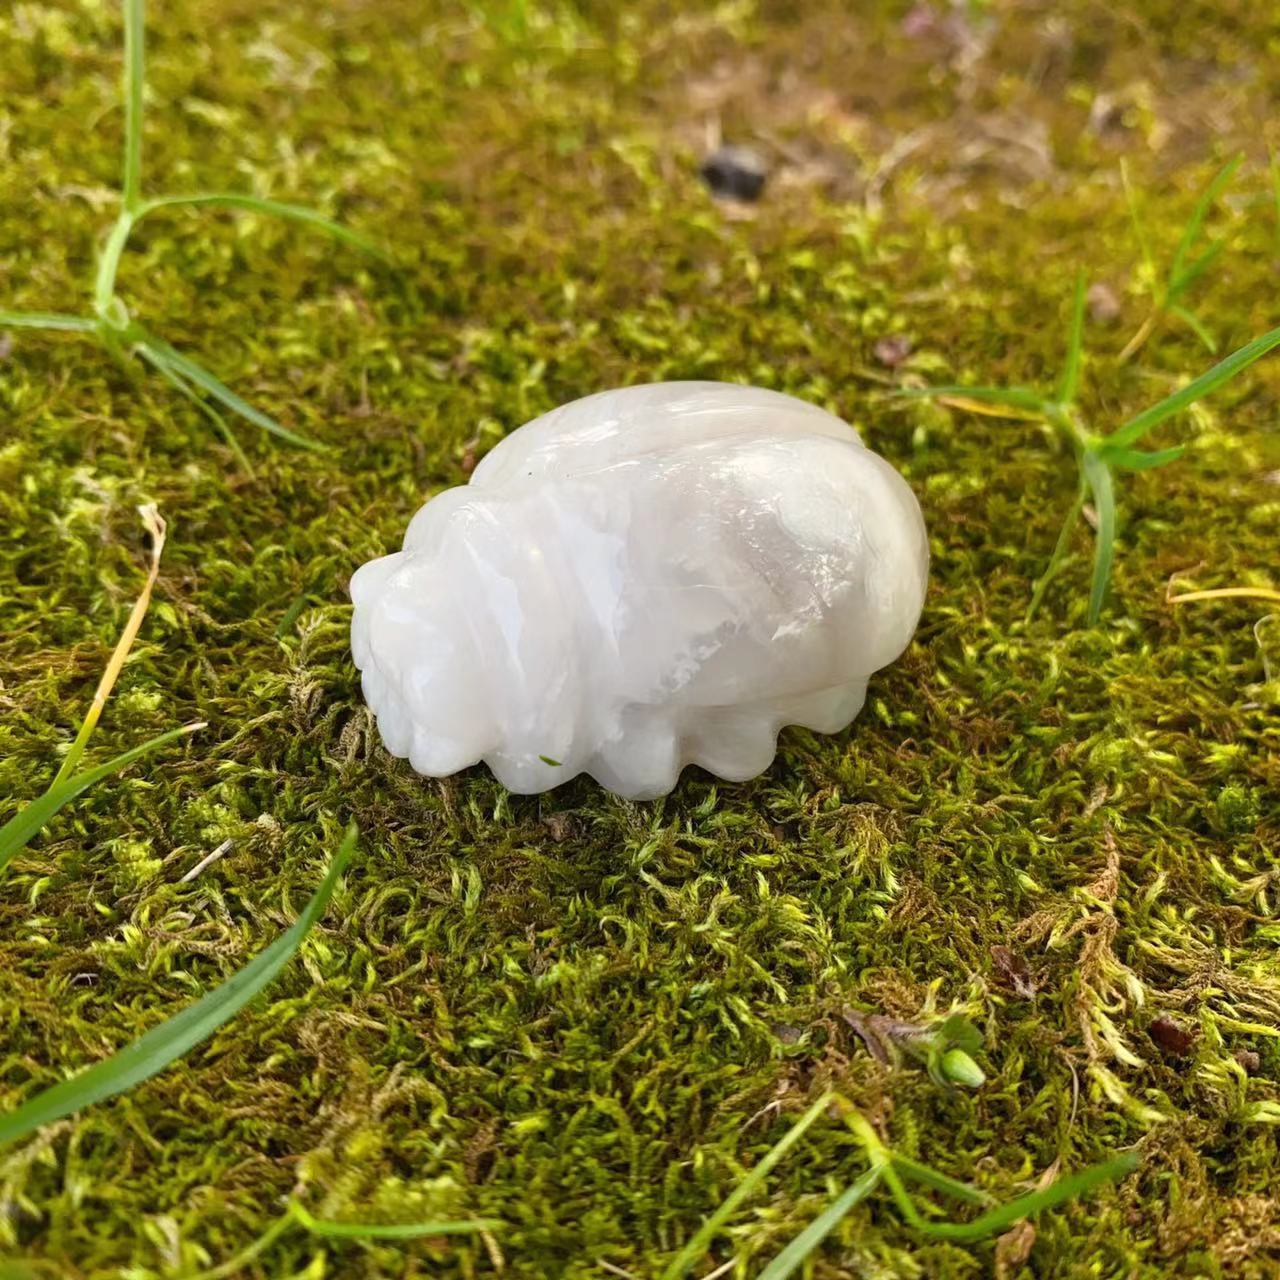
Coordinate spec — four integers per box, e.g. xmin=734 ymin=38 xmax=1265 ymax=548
xmin=350 ymin=382 xmax=928 ymax=799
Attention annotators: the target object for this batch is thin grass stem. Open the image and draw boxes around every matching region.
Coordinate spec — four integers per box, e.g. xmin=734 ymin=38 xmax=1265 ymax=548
xmin=93 ymin=212 xmax=135 ymax=317
xmin=1117 ymin=310 xmax=1158 ymax=365
xmin=187 ymin=1210 xmax=295 ymax=1280
xmin=135 ymin=333 xmax=322 ymax=450
xmin=895 ymin=1154 xmax=1139 ymax=1242
xmin=1169 ymin=303 xmax=1217 ymax=354
xmin=287 ymin=1203 xmax=501 ymax=1239
xmin=879 ymin=1163 xmax=929 ymax=1229
xmin=1168 ymin=154 xmax=1240 ymax=289
xmin=1120 ymin=158 xmax=1155 ymax=283
xmin=122 ymin=0 xmax=145 ymax=211
xmin=755 ymin=1169 xmax=883 ymax=1280
xmin=1168 ymin=586 xmax=1280 ymax=605
xmin=0 ymin=311 xmax=94 ymax=332
xmin=137 ymin=193 xmax=387 ymax=260
xmin=1107 ymin=324 xmax=1280 ymax=448
xmin=890 ymin=1154 xmax=992 ymax=1207
xmin=1057 ymin=270 xmax=1087 ymax=404
xmin=142 ymin=348 xmax=256 ymax=475
xmin=1272 ymin=149 xmax=1280 ymax=255
xmin=186 ymin=1201 xmax=498 ymax=1280
xmin=1119 ymin=156 xmax=1238 ymax=362
xmin=660 ymin=1092 xmax=834 ymax=1280
xmin=1025 ymin=479 xmax=1086 ymax=623
xmin=1083 ymin=453 xmax=1117 ymax=625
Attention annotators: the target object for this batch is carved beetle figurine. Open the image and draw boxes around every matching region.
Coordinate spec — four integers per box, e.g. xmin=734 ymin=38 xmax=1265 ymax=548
xmin=350 ymin=382 xmax=928 ymax=798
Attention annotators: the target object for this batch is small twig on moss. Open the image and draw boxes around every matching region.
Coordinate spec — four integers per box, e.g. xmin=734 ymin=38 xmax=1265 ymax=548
xmin=52 ymin=503 xmax=165 ymax=786
xmin=0 ymin=504 xmax=203 ymax=881
xmin=179 ymin=837 xmax=235 ymax=883
xmin=1167 ymin=585 xmax=1280 ymax=606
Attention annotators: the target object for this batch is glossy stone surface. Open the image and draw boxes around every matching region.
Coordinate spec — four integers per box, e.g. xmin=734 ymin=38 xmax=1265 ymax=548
xmin=350 ymin=382 xmax=928 ymax=798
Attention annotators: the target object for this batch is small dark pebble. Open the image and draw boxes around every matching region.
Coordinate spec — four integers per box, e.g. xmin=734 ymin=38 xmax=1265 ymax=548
xmin=771 ymin=1022 xmax=805 ymax=1044
xmin=874 ymin=335 xmax=914 ymax=368
xmin=1149 ymin=1014 xmax=1196 ymax=1058
xmin=1235 ymin=1049 xmax=1261 ymax=1074
xmin=700 ymin=144 xmax=768 ymax=202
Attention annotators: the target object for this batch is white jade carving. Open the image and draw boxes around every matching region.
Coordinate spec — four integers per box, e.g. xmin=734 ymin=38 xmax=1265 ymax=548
xmin=350 ymin=382 xmax=928 ymax=798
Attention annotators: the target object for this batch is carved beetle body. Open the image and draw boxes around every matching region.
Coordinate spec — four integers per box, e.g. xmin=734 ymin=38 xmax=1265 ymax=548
xmin=350 ymin=382 xmax=928 ymax=798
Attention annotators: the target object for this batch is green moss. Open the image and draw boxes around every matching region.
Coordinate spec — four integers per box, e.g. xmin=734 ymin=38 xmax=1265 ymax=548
xmin=1 ymin=0 xmax=1279 ymax=1276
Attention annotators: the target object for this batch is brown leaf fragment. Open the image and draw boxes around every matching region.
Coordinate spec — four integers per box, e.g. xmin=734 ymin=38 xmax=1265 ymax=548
xmin=874 ymin=334 xmax=913 ymax=367
xmin=994 ymin=1218 xmax=1036 ymax=1279
xmin=1149 ymin=1015 xmax=1196 ymax=1058
xmin=991 ymin=944 xmax=1037 ymax=999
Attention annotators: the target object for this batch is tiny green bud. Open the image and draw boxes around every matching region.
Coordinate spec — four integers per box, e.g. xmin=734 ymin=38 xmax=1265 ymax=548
xmin=940 ymin=1048 xmax=985 ymax=1088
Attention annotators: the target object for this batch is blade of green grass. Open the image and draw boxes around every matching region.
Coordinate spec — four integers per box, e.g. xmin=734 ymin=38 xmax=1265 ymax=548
xmin=188 ymin=1212 xmax=296 ymax=1280
xmin=142 ymin=346 xmax=255 ymax=475
xmin=1107 ymin=324 xmax=1280 ymax=448
xmin=1101 ymin=443 xmax=1186 ymax=471
xmin=0 ymin=823 xmax=357 ymax=1146
xmin=756 ymin=1168 xmax=882 ymax=1280
xmin=1167 ymin=154 xmax=1240 ymax=292
xmin=1166 ymin=241 xmax=1224 ymax=305
xmin=891 ymin=1154 xmax=992 ymax=1207
xmin=1120 ymin=158 xmax=1155 ymax=284
xmin=1057 ymin=271 xmax=1087 ymax=404
xmin=276 ymin=593 xmax=311 ymax=638
xmin=1083 ymin=451 xmax=1117 ymax=625
xmin=1272 ymin=149 xmax=1280 ymax=255
xmin=1169 ymin=303 xmax=1217 ymax=354
xmin=894 ymin=385 xmax=1045 ymax=411
xmin=288 ymin=1203 xmax=501 ymax=1239
xmin=0 ymin=311 xmax=94 ymax=332
xmin=1026 ymin=478 xmax=1086 ymax=623
xmin=885 ymin=1153 xmax=1137 ymax=1242
xmin=93 ymin=213 xmax=138 ymax=318
xmin=122 ymin=0 xmax=145 ymax=211
xmin=134 ymin=333 xmax=323 ymax=451
xmin=659 ymin=1092 xmax=833 ymax=1280
xmin=137 ymin=193 xmax=388 ymax=261
xmin=188 ymin=1201 xmax=495 ymax=1280
xmin=0 ymin=723 xmax=203 ymax=880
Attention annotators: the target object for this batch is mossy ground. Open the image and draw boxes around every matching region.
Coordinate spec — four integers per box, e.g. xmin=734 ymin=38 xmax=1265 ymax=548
xmin=2 ymin=0 xmax=1280 ymax=1276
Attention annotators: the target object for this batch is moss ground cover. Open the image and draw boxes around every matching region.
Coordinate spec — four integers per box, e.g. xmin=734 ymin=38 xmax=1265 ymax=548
xmin=1 ymin=0 xmax=1278 ymax=1275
